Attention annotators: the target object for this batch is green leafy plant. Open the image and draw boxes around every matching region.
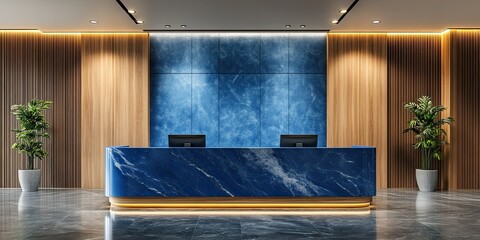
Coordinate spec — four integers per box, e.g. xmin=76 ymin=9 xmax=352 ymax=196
xmin=403 ymin=96 xmax=454 ymax=170
xmin=11 ymin=99 xmax=52 ymax=170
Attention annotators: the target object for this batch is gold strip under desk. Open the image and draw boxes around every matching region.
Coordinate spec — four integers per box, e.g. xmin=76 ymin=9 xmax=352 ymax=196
xmin=110 ymin=197 xmax=372 ymax=209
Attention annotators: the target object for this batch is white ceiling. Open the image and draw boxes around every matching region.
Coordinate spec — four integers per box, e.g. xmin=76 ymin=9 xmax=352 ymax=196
xmin=1 ymin=0 xmax=480 ymax=32
xmin=334 ymin=0 xmax=480 ymax=32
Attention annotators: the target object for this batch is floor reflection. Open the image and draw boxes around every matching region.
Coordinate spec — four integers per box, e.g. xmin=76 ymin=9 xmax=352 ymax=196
xmin=1 ymin=189 xmax=480 ymax=239
xmin=106 ymin=209 xmax=374 ymax=239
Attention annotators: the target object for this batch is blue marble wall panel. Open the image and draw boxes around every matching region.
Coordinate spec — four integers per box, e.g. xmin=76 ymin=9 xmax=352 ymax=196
xmin=261 ymin=34 xmax=289 ymax=73
xmin=289 ymin=34 xmax=327 ymax=74
xmin=150 ymin=34 xmax=192 ymax=73
xmin=105 ymin=146 xmax=376 ymax=197
xmin=219 ymin=74 xmax=261 ymax=147
xmin=219 ymin=35 xmax=261 ymax=73
xmin=192 ymin=74 xmax=219 ymax=147
xmin=288 ymin=74 xmax=327 ymax=146
xmin=192 ymin=34 xmax=219 ymax=73
xmin=150 ymin=74 xmax=192 ymax=147
xmin=261 ymin=74 xmax=289 ymax=147
xmin=150 ymin=33 xmax=327 ymax=147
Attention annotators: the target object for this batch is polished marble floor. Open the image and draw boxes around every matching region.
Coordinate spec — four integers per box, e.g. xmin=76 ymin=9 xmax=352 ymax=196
xmin=1 ymin=189 xmax=480 ymax=239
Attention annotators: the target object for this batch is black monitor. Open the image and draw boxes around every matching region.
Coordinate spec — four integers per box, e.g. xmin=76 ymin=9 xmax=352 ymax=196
xmin=168 ymin=135 xmax=206 ymax=147
xmin=280 ymin=134 xmax=318 ymax=147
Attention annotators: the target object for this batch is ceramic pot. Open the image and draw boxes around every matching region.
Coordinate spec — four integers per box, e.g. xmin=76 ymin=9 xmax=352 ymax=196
xmin=18 ymin=169 xmax=41 ymax=192
xmin=416 ymin=169 xmax=438 ymax=192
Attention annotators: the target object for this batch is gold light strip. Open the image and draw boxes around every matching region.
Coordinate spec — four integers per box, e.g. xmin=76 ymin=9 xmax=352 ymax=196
xmin=111 ymin=202 xmax=370 ymax=209
xmin=110 ymin=209 xmax=371 ymax=216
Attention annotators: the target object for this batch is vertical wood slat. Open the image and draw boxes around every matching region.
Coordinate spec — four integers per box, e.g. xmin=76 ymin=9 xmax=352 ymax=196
xmin=80 ymin=34 xmax=149 ymax=189
xmin=387 ymin=34 xmax=443 ymax=188
xmin=0 ymin=31 xmax=81 ymax=188
xmin=445 ymin=30 xmax=480 ymax=189
xmin=441 ymin=31 xmax=455 ymax=189
xmin=327 ymin=33 xmax=388 ymax=188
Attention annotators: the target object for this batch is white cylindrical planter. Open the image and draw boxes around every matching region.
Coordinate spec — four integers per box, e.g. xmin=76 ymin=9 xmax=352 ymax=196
xmin=416 ymin=169 xmax=438 ymax=192
xmin=18 ymin=169 xmax=41 ymax=192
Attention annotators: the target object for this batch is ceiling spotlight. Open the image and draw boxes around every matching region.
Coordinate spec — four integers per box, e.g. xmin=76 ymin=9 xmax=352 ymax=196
xmin=181 ymin=25 xmax=187 ymax=28
xmin=89 ymin=20 xmax=98 ymax=24
xmin=128 ymin=10 xmax=136 ymax=14
xmin=300 ymin=25 xmax=306 ymax=28
xmin=372 ymin=20 xmax=381 ymax=24
xmin=285 ymin=25 xmax=291 ymax=28
xmin=165 ymin=25 xmax=171 ymax=28
xmin=340 ymin=9 xmax=347 ymax=13
xmin=331 ymin=20 xmax=339 ymax=24
xmin=136 ymin=20 xmax=144 ymax=24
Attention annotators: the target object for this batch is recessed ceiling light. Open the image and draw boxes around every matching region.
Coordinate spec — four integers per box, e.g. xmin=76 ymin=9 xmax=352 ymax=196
xmin=340 ymin=9 xmax=347 ymax=13
xmin=89 ymin=20 xmax=98 ymax=24
xmin=331 ymin=20 xmax=339 ymax=24
xmin=136 ymin=20 xmax=144 ymax=24
xmin=300 ymin=25 xmax=306 ymax=28
xmin=285 ymin=25 xmax=291 ymax=28
xmin=372 ymin=20 xmax=381 ymax=24
xmin=165 ymin=25 xmax=171 ymax=28
xmin=128 ymin=10 xmax=136 ymax=14
xmin=181 ymin=25 xmax=187 ymax=28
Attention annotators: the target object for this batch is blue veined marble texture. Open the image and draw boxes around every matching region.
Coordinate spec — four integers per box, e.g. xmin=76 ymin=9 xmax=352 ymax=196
xmin=150 ymin=34 xmax=192 ymax=73
xmin=261 ymin=34 xmax=289 ymax=73
xmin=105 ymin=146 xmax=376 ymax=197
xmin=219 ymin=74 xmax=261 ymax=147
xmin=289 ymin=34 xmax=327 ymax=74
xmin=288 ymin=74 xmax=327 ymax=146
xmin=261 ymin=74 xmax=288 ymax=147
xmin=219 ymin=34 xmax=261 ymax=74
xmin=150 ymin=74 xmax=192 ymax=147
xmin=192 ymin=34 xmax=219 ymax=73
xmin=149 ymin=33 xmax=327 ymax=147
xmin=192 ymin=74 xmax=219 ymax=147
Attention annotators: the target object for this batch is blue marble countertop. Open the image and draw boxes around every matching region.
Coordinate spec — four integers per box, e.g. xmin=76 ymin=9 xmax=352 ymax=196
xmin=105 ymin=146 xmax=376 ymax=198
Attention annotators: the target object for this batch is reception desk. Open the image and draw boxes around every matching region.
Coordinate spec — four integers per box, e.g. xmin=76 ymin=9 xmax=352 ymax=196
xmin=105 ymin=146 xmax=376 ymax=208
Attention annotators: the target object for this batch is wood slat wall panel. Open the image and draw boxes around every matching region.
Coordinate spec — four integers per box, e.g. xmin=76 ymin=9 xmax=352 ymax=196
xmin=387 ymin=34 xmax=443 ymax=188
xmin=446 ymin=30 xmax=480 ymax=189
xmin=0 ymin=32 xmax=4 ymax=187
xmin=327 ymin=33 xmax=388 ymax=188
xmin=441 ymin=31 xmax=455 ymax=189
xmin=80 ymin=34 xmax=149 ymax=189
xmin=0 ymin=32 xmax=81 ymax=188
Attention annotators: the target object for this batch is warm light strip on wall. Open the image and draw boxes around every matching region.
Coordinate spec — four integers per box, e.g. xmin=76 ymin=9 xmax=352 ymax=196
xmin=386 ymin=32 xmax=442 ymax=35
xmin=111 ymin=202 xmax=371 ymax=209
xmin=41 ymin=32 xmax=82 ymax=35
xmin=329 ymin=32 xmax=441 ymax=35
xmin=0 ymin=30 xmax=41 ymax=33
xmin=0 ymin=30 xmax=146 ymax=35
xmin=110 ymin=209 xmax=371 ymax=216
xmin=44 ymin=32 xmax=146 ymax=35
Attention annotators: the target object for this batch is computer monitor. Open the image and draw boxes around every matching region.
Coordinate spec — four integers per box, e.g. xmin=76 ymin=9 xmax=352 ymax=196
xmin=168 ymin=135 xmax=206 ymax=147
xmin=280 ymin=134 xmax=318 ymax=147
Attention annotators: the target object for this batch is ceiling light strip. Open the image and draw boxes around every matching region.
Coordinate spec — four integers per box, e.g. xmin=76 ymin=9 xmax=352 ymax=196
xmin=336 ymin=0 xmax=360 ymax=24
xmin=115 ymin=0 xmax=140 ymax=24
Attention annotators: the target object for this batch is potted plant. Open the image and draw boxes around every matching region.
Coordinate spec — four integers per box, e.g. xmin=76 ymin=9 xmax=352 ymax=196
xmin=403 ymin=96 xmax=454 ymax=192
xmin=11 ymin=99 xmax=52 ymax=192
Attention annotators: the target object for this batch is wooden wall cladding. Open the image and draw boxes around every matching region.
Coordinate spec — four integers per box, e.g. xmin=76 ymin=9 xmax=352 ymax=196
xmin=80 ymin=34 xmax=149 ymax=189
xmin=0 ymin=32 xmax=82 ymax=188
xmin=443 ymin=30 xmax=480 ymax=189
xmin=387 ymin=34 xmax=444 ymax=188
xmin=327 ymin=33 xmax=388 ymax=188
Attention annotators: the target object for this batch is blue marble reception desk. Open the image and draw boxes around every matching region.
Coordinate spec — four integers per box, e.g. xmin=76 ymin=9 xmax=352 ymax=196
xmin=105 ymin=146 xmax=376 ymax=208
